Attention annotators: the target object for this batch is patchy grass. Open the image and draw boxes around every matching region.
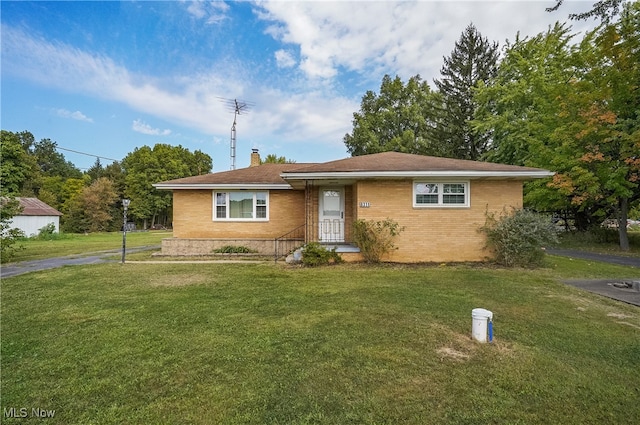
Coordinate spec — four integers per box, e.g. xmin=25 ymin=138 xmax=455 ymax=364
xmin=558 ymin=229 xmax=640 ymax=256
xmin=1 ymin=259 xmax=639 ymax=424
xmin=5 ymin=231 xmax=170 ymax=263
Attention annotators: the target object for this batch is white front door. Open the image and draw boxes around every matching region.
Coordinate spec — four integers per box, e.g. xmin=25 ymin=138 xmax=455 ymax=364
xmin=319 ymin=188 xmax=344 ymax=242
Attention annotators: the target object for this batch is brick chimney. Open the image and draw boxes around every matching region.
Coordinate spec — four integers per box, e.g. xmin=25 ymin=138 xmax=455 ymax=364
xmin=250 ymin=149 xmax=261 ymax=167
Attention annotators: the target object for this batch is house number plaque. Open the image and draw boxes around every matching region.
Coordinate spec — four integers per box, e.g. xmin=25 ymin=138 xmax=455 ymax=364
xmin=359 ymin=202 xmax=371 ymax=208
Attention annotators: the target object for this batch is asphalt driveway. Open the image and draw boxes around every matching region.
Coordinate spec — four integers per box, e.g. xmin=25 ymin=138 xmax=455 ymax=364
xmin=546 ymin=248 xmax=640 ymax=268
xmin=0 ymin=246 xmax=159 ymax=278
xmin=547 ymin=248 xmax=640 ymax=306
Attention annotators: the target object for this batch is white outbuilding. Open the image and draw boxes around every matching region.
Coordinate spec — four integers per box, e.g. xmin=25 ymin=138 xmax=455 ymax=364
xmin=9 ymin=197 xmax=62 ymax=237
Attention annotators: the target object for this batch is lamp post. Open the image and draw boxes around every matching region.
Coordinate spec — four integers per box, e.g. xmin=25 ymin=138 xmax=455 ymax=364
xmin=121 ymin=199 xmax=130 ymax=264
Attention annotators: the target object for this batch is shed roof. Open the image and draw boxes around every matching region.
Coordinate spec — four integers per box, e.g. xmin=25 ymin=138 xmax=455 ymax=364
xmin=16 ymin=197 xmax=62 ymax=216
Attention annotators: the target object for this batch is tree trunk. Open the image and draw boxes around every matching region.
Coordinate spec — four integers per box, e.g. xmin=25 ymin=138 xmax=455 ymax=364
xmin=574 ymin=210 xmax=594 ymax=231
xmin=617 ymin=197 xmax=630 ymax=251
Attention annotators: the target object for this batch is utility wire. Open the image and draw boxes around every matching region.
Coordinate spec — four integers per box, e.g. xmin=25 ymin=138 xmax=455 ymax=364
xmin=55 ymin=146 xmax=119 ymax=162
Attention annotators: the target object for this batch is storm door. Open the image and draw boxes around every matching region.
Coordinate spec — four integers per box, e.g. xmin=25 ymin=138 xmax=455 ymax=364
xmin=318 ymin=188 xmax=344 ymax=242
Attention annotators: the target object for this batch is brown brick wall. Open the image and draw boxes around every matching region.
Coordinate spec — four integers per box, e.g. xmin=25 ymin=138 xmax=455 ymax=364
xmin=172 ymin=189 xmax=305 ymax=238
xmin=353 ymin=179 xmax=523 ymax=262
xmin=170 ymin=179 xmax=524 ymax=263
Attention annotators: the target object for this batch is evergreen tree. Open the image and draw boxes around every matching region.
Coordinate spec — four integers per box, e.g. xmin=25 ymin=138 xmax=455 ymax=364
xmin=87 ymin=157 xmax=104 ymax=182
xmin=433 ymin=24 xmax=499 ymax=160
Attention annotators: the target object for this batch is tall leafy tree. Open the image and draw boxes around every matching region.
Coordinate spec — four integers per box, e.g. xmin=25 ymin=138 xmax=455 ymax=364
xmin=475 ymin=4 xmax=640 ymax=249
xmin=82 ymin=177 xmax=119 ymax=232
xmin=0 ymin=130 xmax=39 ymax=196
xmin=475 ymin=24 xmax=602 ymax=228
xmin=102 ymin=161 xmax=126 ymax=197
xmin=434 ymin=24 xmax=499 ymax=160
xmin=32 ymin=138 xmax=82 ymax=179
xmin=122 ymin=144 xmax=212 ymax=228
xmin=63 ymin=177 xmax=119 ymax=233
xmin=546 ymin=0 xmax=626 ymax=22
xmin=343 ymin=74 xmax=441 ymax=156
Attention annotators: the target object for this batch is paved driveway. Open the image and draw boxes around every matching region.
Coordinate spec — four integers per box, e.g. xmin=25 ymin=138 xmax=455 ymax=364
xmin=547 ymin=249 xmax=640 ymax=306
xmin=0 ymin=246 xmax=159 ymax=278
xmin=546 ymin=248 xmax=640 ymax=268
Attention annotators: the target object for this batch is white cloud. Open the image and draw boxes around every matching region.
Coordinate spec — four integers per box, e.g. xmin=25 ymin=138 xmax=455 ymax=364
xmin=256 ymin=1 xmax=599 ymax=83
xmin=1 ymin=1 xmax=600 ymax=160
xmin=132 ymin=119 xmax=172 ymax=136
xmin=54 ymin=108 xmax=93 ymax=123
xmin=275 ymin=49 xmax=296 ymax=68
xmin=185 ymin=0 xmax=229 ymax=24
xmin=1 ymin=24 xmax=356 ymax=145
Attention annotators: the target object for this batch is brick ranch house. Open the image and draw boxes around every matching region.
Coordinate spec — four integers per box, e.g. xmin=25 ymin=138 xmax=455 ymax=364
xmin=153 ymin=150 xmax=553 ymax=263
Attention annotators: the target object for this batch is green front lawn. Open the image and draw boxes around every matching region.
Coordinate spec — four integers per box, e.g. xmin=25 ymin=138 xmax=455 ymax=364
xmin=2 ymin=258 xmax=639 ymax=424
xmin=6 ymin=231 xmax=170 ymax=263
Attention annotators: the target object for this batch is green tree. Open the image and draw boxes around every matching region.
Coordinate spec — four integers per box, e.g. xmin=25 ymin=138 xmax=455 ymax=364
xmin=62 ymin=177 xmax=118 ymax=233
xmin=58 ymin=177 xmax=90 ymax=231
xmin=87 ymin=158 xmax=104 ymax=182
xmin=0 ymin=197 xmax=25 ymax=262
xmin=102 ymin=161 xmax=126 ymax=198
xmin=433 ymin=23 xmax=499 ymax=160
xmin=261 ymin=154 xmax=296 ymax=164
xmin=475 ymin=5 xmax=640 ymax=250
xmin=122 ymin=144 xmax=212 ymax=228
xmin=32 ymin=138 xmax=82 ymax=179
xmin=474 ymin=24 xmax=591 ymax=225
xmin=343 ymin=74 xmax=442 ymax=156
xmin=82 ymin=177 xmax=119 ymax=232
xmin=0 ymin=131 xmax=29 ymax=252
xmin=546 ymin=0 xmax=625 ymax=22
xmin=0 ymin=130 xmax=38 ymax=196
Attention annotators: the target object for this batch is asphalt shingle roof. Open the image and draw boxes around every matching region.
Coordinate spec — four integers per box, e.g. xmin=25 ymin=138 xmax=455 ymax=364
xmin=284 ymin=152 xmax=546 ymax=173
xmin=156 ymin=163 xmax=315 ymax=185
xmin=155 ymin=152 xmax=551 ymax=186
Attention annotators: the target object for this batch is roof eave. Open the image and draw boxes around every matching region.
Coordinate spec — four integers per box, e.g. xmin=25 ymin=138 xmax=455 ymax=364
xmin=280 ymin=171 xmax=555 ymax=180
xmin=153 ymin=183 xmax=293 ymax=190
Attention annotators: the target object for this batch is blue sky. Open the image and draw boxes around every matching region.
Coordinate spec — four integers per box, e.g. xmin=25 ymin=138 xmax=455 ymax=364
xmin=1 ymin=1 xmax=598 ymax=171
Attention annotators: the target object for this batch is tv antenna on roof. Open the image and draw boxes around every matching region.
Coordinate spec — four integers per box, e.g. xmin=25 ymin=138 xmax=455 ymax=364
xmin=218 ymin=97 xmax=254 ymax=170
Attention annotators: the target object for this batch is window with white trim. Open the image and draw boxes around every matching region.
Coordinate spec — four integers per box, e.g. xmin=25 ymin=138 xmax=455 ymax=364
xmin=414 ymin=182 xmax=469 ymax=207
xmin=214 ymin=191 xmax=268 ymax=220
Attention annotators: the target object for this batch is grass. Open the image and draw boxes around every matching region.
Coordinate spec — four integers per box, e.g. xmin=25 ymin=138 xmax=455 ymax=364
xmin=1 ymin=258 xmax=639 ymax=424
xmin=558 ymin=229 xmax=640 ymax=256
xmin=5 ymin=231 xmax=170 ymax=263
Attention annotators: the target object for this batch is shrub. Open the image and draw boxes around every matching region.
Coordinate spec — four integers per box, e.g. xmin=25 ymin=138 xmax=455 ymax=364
xmin=0 ymin=197 xmax=25 ymax=262
xmin=32 ymin=223 xmax=58 ymax=240
xmin=213 ymin=245 xmax=257 ymax=254
xmin=481 ymin=208 xmax=558 ymax=268
xmin=301 ymin=242 xmax=342 ymax=267
xmin=352 ymin=218 xmax=404 ymax=263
